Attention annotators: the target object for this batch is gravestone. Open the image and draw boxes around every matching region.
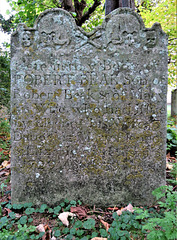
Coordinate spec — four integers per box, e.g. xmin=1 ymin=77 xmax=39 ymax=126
xmin=11 ymin=8 xmax=168 ymax=206
xmin=171 ymin=89 xmax=177 ymax=117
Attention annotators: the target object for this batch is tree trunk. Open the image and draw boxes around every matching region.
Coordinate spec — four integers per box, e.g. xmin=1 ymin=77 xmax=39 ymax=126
xmin=105 ymin=0 xmax=135 ymax=15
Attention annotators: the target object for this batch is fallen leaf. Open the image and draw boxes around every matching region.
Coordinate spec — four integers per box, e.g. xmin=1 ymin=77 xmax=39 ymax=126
xmin=117 ymin=209 xmax=123 ymax=216
xmin=70 ymin=206 xmax=88 ymax=219
xmin=15 ymin=213 xmax=22 ymax=219
xmin=58 ymin=212 xmax=75 ymax=226
xmin=44 ymin=225 xmax=50 ymax=231
xmin=116 ymin=203 xmax=134 ymax=216
xmin=0 ymin=171 xmax=7 ymax=177
xmin=36 ymin=224 xmax=46 ymax=240
xmin=36 ymin=224 xmax=45 ymax=233
xmin=2 ymin=160 xmax=9 ymax=168
xmin=4 ymin=208 xmax=12 ymax=216
xmin=166 ymin=162 xmax=173 ymax=170
xmin=107 ymin=207 xmax=118 ymax=211
xmin=36 ymin=224 xmax=51 ymax=240
xmin=3 ymin=151 xmax=9 ymax=156
xmin=100 ymin=219 xmax=110 ymax=232
xmin=126 ymin=203 xmax=134 ymax=213
xmin=51 ymin=237 xmax=57 ymax=240
xmin=6 ymin=164 xmax=11 ymax=169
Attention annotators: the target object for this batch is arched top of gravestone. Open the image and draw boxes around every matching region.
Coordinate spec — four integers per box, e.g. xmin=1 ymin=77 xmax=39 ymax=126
xmin=104 ymin=7 xmax=145 ymax=30
xmin=33 ymin=8 xmax=77 ymax=32
xmin=11 ymin=7 xmax=167 ymax=57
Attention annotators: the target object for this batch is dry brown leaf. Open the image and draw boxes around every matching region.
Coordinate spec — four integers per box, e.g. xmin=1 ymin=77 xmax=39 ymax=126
xmin=58 ymin=212 xmax=75 ymax=226
xmin=100 ymin=219 xmax=110 ymax=232
xmin=4 ymin=208 xmax=12 ymax=216
xmin=70 ymin=206 xmax=87 ymax=219
xmin=107 ymin=207 xmax=118 ymax=211
xmin=44 ymin=225 xmax=50 ymax=231
xmin=3 ymin=151 xmax=9 ymax=156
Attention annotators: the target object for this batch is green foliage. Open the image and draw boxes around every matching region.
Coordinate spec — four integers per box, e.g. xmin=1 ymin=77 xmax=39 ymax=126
xmin=0 ymin=183 xmax=7 ymax=197
xmin=167 ymin=119 xmax=177 ymax=151
xmin=0 ymin=50 xmax=10 ymax=109
xmin=19 ymin=215 xmax=28 ymax=224
xmin=0 ymin=204 xmax=36 ymax=239
xmin=139 ymin=0 xmax=176 ymax=87
xmin=37 ymin=203 xmax=48 ymax=213
xmin=9 ymin=0 xmax=54 ymax=27
xmin=167 ymin=162 xmax=177 ymax=185
xmin=25 ymin=207 xmax=36 ymax=215
xmin=0 ymin=118 xmax=10 ymax=136
xmin=136 ymin=185 xmax=177 ymax=240
xmin=0 ymin=224 xmax=36 ymax=240
xmin=108 ymin=211 xmax=143 ymax=240
xmin=0 ymin=118 xmax=10 ymax=163
xmin=0 ymin=13 xmax=15 ymax=33
xmin=54 ymin=229 xmax=61 ymax=237
xmin=83 ymin=218 xmax=96 ymax=230
xmin=0 ymin=186 xmax=177 ymax=240
xmin=8 ymin=0 xmax=103 ymax=29
xmin=53 ymin=205 xmax=61 ymax=215
xmin=82 ymin=2 xmax=105 ymax=32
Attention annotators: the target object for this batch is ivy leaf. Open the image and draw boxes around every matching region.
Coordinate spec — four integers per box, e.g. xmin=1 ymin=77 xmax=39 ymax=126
xmin=12 ymin=204 xmax=23 ymax=210
xmin=25 ymin=207 xmax=35 ymax=215
xmin=83 ymin=218 xmax=96 ymax=230
xmin=38 ymin=204 xmax=48 ymax=213
xmin=19 ymin=215 xmax=28 ymax=225
xmin=76 ymin=229 xmax=84 ymax=236
xmin=54 ymin=229 xmax=61 ymax=237
xmin=53 ymin=206 xmax=61 ymax=214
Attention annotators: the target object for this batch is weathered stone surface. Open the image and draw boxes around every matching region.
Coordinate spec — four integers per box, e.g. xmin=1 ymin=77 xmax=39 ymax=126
xmin=171 ymin=89 xmax=177 ymax=117
xmin=11 ymin=8 xmax=168 ymax=206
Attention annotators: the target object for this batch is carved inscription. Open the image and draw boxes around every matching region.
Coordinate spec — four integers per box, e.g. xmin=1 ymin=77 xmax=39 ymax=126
xmin=11 ymin=8 xmax=168 ymax=206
